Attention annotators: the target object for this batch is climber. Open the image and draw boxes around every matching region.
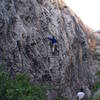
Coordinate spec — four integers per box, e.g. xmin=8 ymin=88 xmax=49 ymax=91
xmin=48 ymin=35 xmax=57 ymax=53
xmin=76 ymin=88 xmax=85 ymax=100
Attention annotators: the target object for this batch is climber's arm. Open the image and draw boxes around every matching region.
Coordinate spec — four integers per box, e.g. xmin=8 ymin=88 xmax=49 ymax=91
xmin=48 ymin=37 xmax=53 ymax=41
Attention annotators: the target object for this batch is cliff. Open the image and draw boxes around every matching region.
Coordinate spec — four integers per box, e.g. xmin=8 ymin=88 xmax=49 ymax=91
xmin=0 ymin=0 xmax=94 ymax=99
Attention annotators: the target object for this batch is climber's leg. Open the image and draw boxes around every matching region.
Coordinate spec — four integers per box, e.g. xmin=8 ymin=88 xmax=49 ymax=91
xmin=52 ymin=44 xmax=55 ymax=53
xmin=52 ymin=43 xmax=56 ymax=53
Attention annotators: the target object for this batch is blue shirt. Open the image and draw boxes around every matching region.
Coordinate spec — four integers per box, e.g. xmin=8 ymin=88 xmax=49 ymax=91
xmin=48 ymin=37 xmax=57 ymax=44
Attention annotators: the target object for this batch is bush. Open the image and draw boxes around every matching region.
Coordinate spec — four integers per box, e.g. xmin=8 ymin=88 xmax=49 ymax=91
xmin=89 ymin=81 xmax=100 ymax=100
xmin=93 ymin=82 xmax=100 ymax=92
xmin=95 ymin=95 xmax=100 ymax=100
xmin=0 ymin=69 xmax=47 ymax=100
xmin=91 ymin=94 xmax=100 ymax=100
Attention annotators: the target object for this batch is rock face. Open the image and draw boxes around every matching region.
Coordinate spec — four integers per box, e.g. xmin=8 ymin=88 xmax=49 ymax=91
xmin=0 ymin=0 xmax=94 ymax=99
xmin=94 ymin=33 xmax=100 ymax=59
xmin=91 ymin=32 xmax=100 ymax=75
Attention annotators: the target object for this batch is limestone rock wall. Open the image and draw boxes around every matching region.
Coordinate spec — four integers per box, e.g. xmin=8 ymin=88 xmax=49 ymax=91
xmin=0 ymin=0 xmax=94 ymax=99
xmin=94 ymin=33 xmax=100 ymax=58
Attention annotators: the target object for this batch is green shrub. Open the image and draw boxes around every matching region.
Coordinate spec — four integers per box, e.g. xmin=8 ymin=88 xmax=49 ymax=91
xmin=91 ymin=94 xmax=100 ymax=100
xmin=90 ymin=81 xmax=100 ymax=100
xmin=95 ymin=95 xmax=100 ymax=100
xmin=0 ymin=69 xmax=47 ymax=100
xmin=0 ymin=72 xmax=11 ymax=99
xmin=93 ymin=82 xmax=100 ymax=92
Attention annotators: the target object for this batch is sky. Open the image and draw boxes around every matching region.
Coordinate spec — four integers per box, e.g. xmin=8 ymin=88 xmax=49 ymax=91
xmin=64 ymin=0 xmax=100 ymax=31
